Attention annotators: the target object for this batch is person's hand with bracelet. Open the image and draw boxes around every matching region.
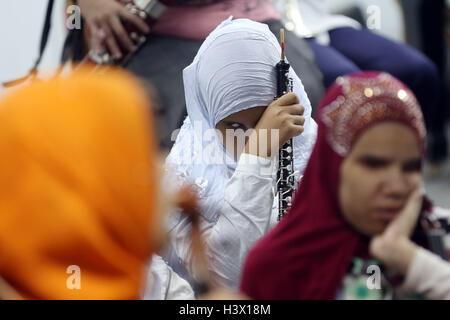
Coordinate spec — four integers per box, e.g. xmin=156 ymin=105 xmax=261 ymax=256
xmin=244 ymin=93 xmax=305 ymax=158
xmin=77 ymin=0 xmax=150 ymax=60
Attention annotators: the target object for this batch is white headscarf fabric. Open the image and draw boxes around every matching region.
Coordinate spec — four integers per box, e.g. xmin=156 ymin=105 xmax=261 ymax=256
xmin=166 ymin=18 xmax=317 ymax=223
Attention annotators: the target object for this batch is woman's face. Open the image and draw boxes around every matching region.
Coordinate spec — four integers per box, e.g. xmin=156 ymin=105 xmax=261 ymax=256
xmin=339 ymin=122 xmax=422 ymax=237
xmin=215 ymin=106 xmax=266 ymax=159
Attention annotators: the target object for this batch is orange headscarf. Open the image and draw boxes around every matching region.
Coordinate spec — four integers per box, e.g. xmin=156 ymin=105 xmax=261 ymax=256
xmin=0 ymin=68 xmax=160 ymax=299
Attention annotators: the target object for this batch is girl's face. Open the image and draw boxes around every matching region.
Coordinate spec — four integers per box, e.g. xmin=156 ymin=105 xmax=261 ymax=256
xmin=339 ymin=122 xmax=423 ymax=237
xmin=215 ymin=106 xmax=266 ymax=159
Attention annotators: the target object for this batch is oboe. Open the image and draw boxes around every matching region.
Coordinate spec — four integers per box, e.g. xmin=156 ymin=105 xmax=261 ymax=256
xmin=276 ymin=29 xmax=295 ymax=221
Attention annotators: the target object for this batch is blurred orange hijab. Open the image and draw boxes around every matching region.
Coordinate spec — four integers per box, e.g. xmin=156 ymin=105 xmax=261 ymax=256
xmin=0 ymin=68 xmax=160 ymax=299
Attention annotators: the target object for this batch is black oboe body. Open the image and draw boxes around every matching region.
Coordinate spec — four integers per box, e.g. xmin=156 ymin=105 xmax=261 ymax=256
xmin=275 ymin=34 xmax=295 ymax=221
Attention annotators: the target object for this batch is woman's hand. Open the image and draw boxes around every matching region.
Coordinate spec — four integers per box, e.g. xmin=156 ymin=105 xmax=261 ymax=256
xmin=78 ymin=0 xmax=150 ymax=59
xmin=244 ymin=93 xmax=305 ymax=158
xmin=369 ymin=183 xmax=424 ymax=275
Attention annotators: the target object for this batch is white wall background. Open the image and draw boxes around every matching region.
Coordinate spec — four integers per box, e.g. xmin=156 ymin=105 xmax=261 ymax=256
xmin=0 ymin=0 xmax=67 ymax=94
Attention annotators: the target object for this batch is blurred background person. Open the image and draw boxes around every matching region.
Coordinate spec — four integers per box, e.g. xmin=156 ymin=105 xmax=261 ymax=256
xmin=0 ymin=68 xmax=193 ymax=299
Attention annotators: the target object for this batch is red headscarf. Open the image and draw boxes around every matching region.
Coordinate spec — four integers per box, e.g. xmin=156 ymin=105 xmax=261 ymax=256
xmin=240 ymin=72 xmax=426 ymax=300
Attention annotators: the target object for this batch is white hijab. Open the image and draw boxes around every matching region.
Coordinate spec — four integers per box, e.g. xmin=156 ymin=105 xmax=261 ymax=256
xmin=166 ymin=17 xmax=317 ymax=223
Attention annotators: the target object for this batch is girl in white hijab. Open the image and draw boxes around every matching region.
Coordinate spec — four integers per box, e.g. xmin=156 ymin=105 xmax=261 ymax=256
xmin=164 ymin=17 xmax=317 ymax=290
